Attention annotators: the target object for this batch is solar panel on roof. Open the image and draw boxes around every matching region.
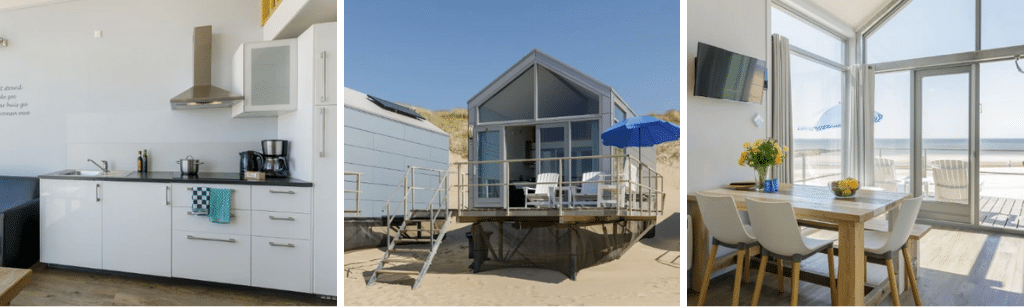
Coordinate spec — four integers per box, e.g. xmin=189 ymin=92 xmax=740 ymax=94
xmin=366 ymin=95 xmax=425 ymax=120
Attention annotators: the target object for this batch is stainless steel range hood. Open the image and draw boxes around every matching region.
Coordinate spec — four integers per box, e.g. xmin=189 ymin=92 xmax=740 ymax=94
xmin=170 ymin=26 xmax=243 ymax=109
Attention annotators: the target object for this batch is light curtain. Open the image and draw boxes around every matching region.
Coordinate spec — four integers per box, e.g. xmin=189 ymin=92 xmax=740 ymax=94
xmin=847 ymin=64 xmax=875 ymax=185
xmin=771 ymin=34 xmax=793 ymax=183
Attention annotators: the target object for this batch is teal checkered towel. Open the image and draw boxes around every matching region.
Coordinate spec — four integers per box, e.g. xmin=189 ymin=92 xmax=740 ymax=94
xmin=208 ymin=188 xmax=232 ymax=224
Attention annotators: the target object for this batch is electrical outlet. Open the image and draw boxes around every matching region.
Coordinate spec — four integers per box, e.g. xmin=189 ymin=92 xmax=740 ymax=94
xmin=94 ymin=30 xmax=102 ymax=38
xmin=753 ymin=114 xmax=763 ymax=127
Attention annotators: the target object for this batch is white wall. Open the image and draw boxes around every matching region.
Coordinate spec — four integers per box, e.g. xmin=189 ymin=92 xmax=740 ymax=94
xmin=0 ymin=0 xmax=277 ymax=175
xmin=686 ymin=0 xmax=772 ymax=193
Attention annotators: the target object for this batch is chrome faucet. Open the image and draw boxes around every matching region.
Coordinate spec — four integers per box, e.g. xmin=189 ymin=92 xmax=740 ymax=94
xmin=88 ymin=159 xmax=108 ymax=173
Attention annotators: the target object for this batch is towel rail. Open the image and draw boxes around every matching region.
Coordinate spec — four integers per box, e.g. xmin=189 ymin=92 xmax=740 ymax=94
xmin=187 ymin=211 xmax=236 ymax=217
xmin=185 ymin=187 xmax=235 ymax=191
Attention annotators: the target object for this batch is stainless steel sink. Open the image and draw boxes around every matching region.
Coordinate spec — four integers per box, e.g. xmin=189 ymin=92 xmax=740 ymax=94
xmin=59 ymin=170 xmax=133 ymax=177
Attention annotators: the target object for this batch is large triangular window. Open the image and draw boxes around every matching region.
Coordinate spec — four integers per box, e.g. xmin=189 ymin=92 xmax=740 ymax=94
xmin=538 ymin=66 xmax=598 ymax=118
xmin=479 ymin=66 xmax=535 ymax=122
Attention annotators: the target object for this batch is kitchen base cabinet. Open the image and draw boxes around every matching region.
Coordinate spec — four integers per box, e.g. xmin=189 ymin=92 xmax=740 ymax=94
xmin=102 ymin=182 xmax=171 ymax=277
xmin=251 ymin=236 xmax=311 ymax=293
xmin=40 ymin=179 xmax=103 ymax=269
xmin=172 ymin=230 xmax=251 ymax=286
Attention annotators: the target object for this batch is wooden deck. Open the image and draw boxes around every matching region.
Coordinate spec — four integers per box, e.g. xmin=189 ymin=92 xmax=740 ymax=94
xmin=979 ymin=196 xmax=1024 ymax=229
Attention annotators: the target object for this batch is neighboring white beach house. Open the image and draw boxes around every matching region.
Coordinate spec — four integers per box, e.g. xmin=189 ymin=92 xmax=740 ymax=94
xmin=343 ymin=87 xmax=449 ymax=249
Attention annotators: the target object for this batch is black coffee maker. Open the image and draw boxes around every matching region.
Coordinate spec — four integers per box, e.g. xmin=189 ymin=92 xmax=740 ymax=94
xmin=260 ymin=139 xmax=290 ymax=177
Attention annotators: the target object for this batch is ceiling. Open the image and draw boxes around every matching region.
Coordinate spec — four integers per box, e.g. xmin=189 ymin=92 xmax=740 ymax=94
xmin=0 ymin=0 xmax=76 ymax=12
xmin=805 ymin=0 xmax=897 ymax=30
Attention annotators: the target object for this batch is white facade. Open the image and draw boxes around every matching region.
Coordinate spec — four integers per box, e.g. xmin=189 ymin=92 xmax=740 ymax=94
xmin=343 ymin=87 xmax=450 ymax=218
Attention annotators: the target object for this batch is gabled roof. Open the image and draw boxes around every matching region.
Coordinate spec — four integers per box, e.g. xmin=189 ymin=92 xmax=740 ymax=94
xmin=344 ymin=87 xmax=448 ymax=135
xmin=467 ymin=49 xmax=618 ymax=109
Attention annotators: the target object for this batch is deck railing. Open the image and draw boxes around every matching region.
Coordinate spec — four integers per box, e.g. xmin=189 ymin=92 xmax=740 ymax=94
xmin=344 ymin=171 xmax=362 ymax=215
xmin=451 ymin=154 xmax=665 ymax=217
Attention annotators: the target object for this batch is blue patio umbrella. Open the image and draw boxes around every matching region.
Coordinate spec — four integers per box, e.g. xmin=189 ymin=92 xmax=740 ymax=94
xmin=798 ymin=103 xmax=883 ymax=131
xmin=601 ymin=116 xmax=680 ymax=165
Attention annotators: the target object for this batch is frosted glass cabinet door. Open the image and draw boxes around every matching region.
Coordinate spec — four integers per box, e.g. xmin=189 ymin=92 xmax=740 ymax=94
xmin=233 ymin=38 xmax=297 ymax=117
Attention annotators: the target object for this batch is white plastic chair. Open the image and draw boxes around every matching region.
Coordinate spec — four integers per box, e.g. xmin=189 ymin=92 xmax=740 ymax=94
xmin=864 ymin=196 xmax=924 ymax=306
xmin=600 ymin=162 xmax=641 ymax=208
xmin=875 ymin=158 xmax=910 ymax=192
xmin=745 ymin=198 xmax=837 ymax=306
xmin=695 ymin=192 xmax=759 ymax=306
xmin=523 ymin=173 xmax=558 ymax=207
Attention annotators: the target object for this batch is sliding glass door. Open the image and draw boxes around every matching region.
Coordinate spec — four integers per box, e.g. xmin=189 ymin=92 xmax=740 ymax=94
xmin=914 ymin=66 xmax=976 ymax=224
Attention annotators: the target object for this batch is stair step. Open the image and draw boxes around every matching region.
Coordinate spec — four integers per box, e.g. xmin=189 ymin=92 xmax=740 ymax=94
xmin=396 ymin=238 xmax=434 ymax=243
xmin=377 ymin=269 xmax=419 ymax=276
xmin=383 ymin=258 xmax=423 ymax=264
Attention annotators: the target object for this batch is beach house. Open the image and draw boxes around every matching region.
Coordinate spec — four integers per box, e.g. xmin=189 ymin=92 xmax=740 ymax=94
xmin=689 ymin=0 xmax=1024 ymax=305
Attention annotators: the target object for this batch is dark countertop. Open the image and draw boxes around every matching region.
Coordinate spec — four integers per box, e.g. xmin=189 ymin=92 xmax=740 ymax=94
xmin=39 ymin=170 xmax=313 ymax=187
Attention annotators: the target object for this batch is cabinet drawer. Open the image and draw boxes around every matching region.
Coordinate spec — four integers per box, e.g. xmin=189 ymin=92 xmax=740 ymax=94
xmin=251 ymin=236 xmax=311 ymax=293
xmin=172 ymin=230 xmax=250 ymax=286
xmin=171 ymin=183 xmax=251 ymax=210
xmin=172 ymin=206 xmax=251 ymax=235
xmin=252 ymin=186 xmax=311 ymax=213
xmin=251 ymin=211 xmax=310 ymax=240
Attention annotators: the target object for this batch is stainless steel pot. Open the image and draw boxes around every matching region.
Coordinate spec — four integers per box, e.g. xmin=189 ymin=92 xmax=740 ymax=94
xmin=261 ymin=139 xmax=288 ymax=156
xmin=177 ymin=155 xmax=203 ymax=175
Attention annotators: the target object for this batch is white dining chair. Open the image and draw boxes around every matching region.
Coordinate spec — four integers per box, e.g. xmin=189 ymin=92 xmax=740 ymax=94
xmin=745 ymin=198 xmax=837 ymax=306
xmin=864 ymin=196 xmax=924 ymax=306
xmin=695 ymin=192 xmax=759 ymax=306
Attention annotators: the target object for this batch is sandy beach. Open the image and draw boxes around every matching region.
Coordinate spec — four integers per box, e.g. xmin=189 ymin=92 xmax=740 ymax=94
xmin=342 ymin=156 xmax=681 ymax=306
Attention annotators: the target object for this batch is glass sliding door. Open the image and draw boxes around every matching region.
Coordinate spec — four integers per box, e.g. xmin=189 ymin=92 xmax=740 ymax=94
xmin=537 ymin=124 xmax=569 ymax=182
xmin=914 ymin=66 xmax=974 ymax=224
xmin=475 ymin=129 xmax=503 ymax=208
xmin=978 ymin=60 xmax=1024 ymax=229
xmin=873 ymin=72 xmax=913 ymax=193
xmin=570 ymin=120 xmax=599 ymax=182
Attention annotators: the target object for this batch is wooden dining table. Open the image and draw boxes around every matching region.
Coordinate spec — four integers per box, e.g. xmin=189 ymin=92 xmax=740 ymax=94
xmin=688 ymin=184 xmax=910 ymax=306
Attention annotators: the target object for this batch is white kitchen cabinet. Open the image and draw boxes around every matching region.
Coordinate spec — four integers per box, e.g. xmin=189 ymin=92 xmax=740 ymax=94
xmin=252 ymin=236 xmax=312 ymax=293
xmin=231 ymin=38 xmax=298 ymax=118
xmin=172 ymin=230 xmax=251 ymax=286
xmin=312 ymin=104 xmax=337 ymax=297
xmin=40 ymin=179 xmax=104 ymax=269
xmin=171 ymin=183 xmax=251 ymax=210
xmin=251 ymin=185 xmax=311 ymax=213
xmin=102 ymin=182 xmax=172 ymax=277
xmin=251 ymin=211 xmax=310 ymax=240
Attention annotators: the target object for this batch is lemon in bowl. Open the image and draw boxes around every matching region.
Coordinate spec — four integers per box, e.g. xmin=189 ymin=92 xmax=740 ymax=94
xmin=829 ymin=177 xmax=860 ymax=197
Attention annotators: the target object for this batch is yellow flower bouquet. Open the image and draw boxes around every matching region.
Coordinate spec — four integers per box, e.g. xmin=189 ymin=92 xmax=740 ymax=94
xmin=739 ymin=138 xmax=788 ymax=190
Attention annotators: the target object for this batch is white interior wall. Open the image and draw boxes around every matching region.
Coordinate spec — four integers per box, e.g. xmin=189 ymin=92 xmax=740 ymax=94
xmin=0 ymin=0 xmax=276 ymax=175
xmin=687 ymin=0 xmax=772 ymax=193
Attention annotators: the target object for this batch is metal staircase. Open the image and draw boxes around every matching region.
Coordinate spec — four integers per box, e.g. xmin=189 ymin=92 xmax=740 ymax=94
xmin=367 ymin=166 xmax=452 ymax=290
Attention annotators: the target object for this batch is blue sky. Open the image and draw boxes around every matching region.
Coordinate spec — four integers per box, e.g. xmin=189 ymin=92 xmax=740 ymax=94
xmin=344 ymin=0 xmax=680 ymax=115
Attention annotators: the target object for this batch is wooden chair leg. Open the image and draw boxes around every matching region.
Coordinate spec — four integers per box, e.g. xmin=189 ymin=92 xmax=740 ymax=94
xmin=790 ymin=262 xmax=800 ymax=306
xmin=751 ymin=256 xmax=768 ymax=306
xmin=743 ymin=250 xmax=752 ymax=284
xmin=697 ymin=243 xmax=719 ymax=306
xmin=902 ymin=247 xmax=922 ymax=306
xmin=827 ymin=248 xmax=837 ymax=306
xmin=885 ymin=259 xmax=901 ymax=306
xmin=732 ymin=249 xmax=746 ymax=306
xmin=776 ymin=258 xmax=785 ymax=294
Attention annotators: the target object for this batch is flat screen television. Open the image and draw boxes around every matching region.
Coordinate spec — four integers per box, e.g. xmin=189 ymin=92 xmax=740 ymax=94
xmin=694 ymin=42 xmax=767 ymax=103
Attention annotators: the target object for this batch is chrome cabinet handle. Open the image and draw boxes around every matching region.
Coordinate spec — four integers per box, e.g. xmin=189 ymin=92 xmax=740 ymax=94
xmin=165 ymin=186 xmax=171 ymax=205
xmin=320 ymin=107 xmax=327 ymax=158
xmin=269 ymin=216 xmax=295 ymax=221
xmin=321 ymin=51 xmax=327 ymax=102
xmin=187 ymin=235 xmax=236 ymax=243
xmin=187 ymin=211 xmax=235 ymax=217
xmin=269 ymin=242 xmax=295 ymax=248
xmin=269 ymin=190 xmax=295 ymax=194
xmin=95 ymin=183 xmax=101 ymax=202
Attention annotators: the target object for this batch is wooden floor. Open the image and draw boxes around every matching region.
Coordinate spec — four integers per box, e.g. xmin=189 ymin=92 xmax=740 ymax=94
xmin=687 ymin=226 xmax=1024 ymax=306
xmin=9 ymin=263 xmax=335 ymax=306
xmin=979 ymin=196 xmax=1024 ymax=229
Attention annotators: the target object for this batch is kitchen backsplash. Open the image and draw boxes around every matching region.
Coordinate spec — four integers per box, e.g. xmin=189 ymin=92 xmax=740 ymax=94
xmin=67 ymin=142 xmax=268 ymax=174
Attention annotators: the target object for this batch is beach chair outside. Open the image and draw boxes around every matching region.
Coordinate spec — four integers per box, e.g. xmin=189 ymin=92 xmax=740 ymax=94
xmin=932 ymin=160 xmax=968 ymax=201
xmin=524 ymin=173 xmax=559 ymax=207
xmin=572 ymin=171 xmax=603 ymax=207
xmin=600 ymin=162 xmax=641 ymax=208
xmin=874 ymin=158 xmax=909 ymax=192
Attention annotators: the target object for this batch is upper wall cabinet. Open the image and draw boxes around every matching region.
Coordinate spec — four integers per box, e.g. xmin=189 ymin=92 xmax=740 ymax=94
xmin=232 ymin=39 xmax=298 ymax=118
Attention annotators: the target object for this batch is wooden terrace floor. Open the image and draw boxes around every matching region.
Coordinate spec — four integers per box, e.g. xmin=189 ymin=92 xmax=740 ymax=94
xmin=979 ymin=196 xmax=1024 ymax=229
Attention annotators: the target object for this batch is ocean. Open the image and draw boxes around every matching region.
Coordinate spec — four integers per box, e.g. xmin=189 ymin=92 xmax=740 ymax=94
xmin=795 ymin=138 xmax=1024 ymax=154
